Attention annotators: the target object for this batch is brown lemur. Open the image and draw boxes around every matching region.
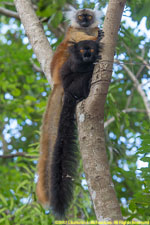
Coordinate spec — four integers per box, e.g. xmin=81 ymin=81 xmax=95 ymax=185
xmin=36 ymin=6 xmax=104 ymax=216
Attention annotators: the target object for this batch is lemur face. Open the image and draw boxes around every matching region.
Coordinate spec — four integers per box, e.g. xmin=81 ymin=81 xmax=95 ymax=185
xmin=76 ymin=9 xmax=95 ymax=27
xmin=65 ymin=7 xmax=103 ymax=29
xmin=71 ymin=40 xmax=99 ymax=63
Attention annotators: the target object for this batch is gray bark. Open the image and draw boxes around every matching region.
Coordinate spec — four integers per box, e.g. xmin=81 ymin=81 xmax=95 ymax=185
xmin=14 ymin=0 xmax=53 ymax=85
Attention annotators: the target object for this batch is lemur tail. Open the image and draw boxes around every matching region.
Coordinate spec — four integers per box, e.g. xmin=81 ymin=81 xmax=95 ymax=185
xmin=36 ymin=85 xmax=64 ymax=207
xmin=50 ymin=93 xmax=78 ymax=217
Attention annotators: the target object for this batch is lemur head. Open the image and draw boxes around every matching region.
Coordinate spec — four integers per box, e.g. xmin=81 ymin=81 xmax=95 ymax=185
xmin=65 ymin=6 xmax=103 ymax=28
xmin=69 ymin=40 xmax=99 ymax=63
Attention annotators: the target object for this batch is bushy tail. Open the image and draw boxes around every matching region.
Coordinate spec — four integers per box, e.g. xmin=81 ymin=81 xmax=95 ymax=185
xmin=36 ymin=85 xmax=64 ymax=207
xmin=50 ymin=93 xmax=78 ymax=217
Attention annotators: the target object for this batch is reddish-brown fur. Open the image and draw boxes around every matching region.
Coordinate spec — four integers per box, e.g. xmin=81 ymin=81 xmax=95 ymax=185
xmin=36 ymin=84 xmax=64 ymax=205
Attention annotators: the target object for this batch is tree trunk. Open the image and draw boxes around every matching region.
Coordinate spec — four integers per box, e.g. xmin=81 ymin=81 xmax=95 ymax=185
xmin=14 ymin=0 xmax=126 ymax=221
xmin=14 ymin=0 xmax=53 ymax=84
xmin=77 ymin=0 xmax=126 ymax=221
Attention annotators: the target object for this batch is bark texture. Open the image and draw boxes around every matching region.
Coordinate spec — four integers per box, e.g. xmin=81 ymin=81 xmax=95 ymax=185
xmin=77 ymin=0 xmax=127 ymax=221
xmin=14 ymin=0 xmax=53 ymax=84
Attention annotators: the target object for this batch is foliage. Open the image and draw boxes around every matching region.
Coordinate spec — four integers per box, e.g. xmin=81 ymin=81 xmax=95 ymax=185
xmin=127 ymin=0 xmax=150 ymax=29
xmin=0 ymin=0 xmax=150 ymax=224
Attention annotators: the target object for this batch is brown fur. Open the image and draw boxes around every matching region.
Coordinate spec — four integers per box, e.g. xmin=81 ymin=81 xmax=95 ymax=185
xmin=36 ymin=25 xmax=99 ymax=207
xmin=36 ymin=84 xmax=64 ymax=206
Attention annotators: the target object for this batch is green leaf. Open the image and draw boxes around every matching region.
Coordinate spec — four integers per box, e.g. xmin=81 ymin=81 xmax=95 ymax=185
xmin=140 ymin=156 xmax=150 ymax=162
xmin=51 ymin=11 xmax=63 ymax=28
xmin=12 ymin=88 xmax=21 ymax=97
xmin=16 ymin=180 xmax=29 ymax=192
xmin=129 ymin=201 xmax=136 ymax=212
xmin=0 ymin=194 xmax=8 ymax=206
xmin=9 ymin=197 xmax=14 ymax=211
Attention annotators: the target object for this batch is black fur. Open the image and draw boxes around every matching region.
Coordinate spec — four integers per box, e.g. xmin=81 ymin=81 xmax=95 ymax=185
xmin=50 ymin=40 xmax=101 ymax=217
xmin=98 ymin=29 xmax=104 ymax=41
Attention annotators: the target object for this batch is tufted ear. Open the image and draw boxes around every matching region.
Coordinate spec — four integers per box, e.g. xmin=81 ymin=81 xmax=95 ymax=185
xmin=93 ymin=4 xmax=104 ymax=26
xmin=94 ymin=3 xmax=99 ymax=11
xmin=64 ymin=6 xmax=77 ymax=22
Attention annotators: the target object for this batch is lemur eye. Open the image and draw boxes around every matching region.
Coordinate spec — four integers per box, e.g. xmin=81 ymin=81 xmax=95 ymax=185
xmin=78 ymin=15 xmax=83 ymax=20
xmin=80 ymin=49 xmax=84 ymax=53
xmin=90 ymin=49 xmax=94 ymax=53
xmin=88 ymin=15 xmax=92 ymax=20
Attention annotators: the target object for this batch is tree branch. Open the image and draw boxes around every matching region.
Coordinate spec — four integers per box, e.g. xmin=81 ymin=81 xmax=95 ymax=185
xmin=47 ymin=23 xmax=66 ymax=39
xmin=137 ymin=55 xmax=150 ymax=71
xmin=124 ymin=47 xmax=145 ymax=109
xmin=0 ymin=7 xmax=19 ymax=19
xmin=0 ymin=153 xmax=36 ymax=159
xmin=1 ymin=132 xmax=9 ymax=154
xmin=141 ymin=79 xmax=150 ymax=87
xmin=14 ymin=0 xmax=53 ymax=85
xmin=121 ymin=63 xmax=150 ymax=119
xmin=1 ymin=2 xmax=15 ymax=6
xmin=125 ymin=64 xmax=145 ymax=108
xmin=104 ymin=108 xmax=146 ymax=128
xmin=77 ymin=0 xmax=127 ymax=221
xmin=30 ymin=59 xmax=43 ymax=73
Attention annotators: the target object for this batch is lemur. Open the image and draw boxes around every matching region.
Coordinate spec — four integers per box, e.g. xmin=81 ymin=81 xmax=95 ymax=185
xmin=36 ymin=6 xmax=104 ymax=216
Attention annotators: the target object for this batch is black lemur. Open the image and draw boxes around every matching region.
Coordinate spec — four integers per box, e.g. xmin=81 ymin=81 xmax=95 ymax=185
xmin=50 ymin=39 xmax=102 ymax=217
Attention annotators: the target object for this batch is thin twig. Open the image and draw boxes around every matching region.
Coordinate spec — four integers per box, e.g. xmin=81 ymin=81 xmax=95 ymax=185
xmin=1 ymin=1 xmax=15 ymax=6
xmin=137 ymin=55 xmax=150 ymax=71
xmin=125 ymin=64 xmax=145 ymax=108
xmin=116 ymin=60 xmax=150 ymax=119
xmin=141 ymin=79 xmax=150 ymax=87
xmin=104 ymin=108 xmax=146 ymax=128
xmin=0 ymin=153 xmax=37 ymax=159
xmin=30 ymin=59 xmax=43 ymax=73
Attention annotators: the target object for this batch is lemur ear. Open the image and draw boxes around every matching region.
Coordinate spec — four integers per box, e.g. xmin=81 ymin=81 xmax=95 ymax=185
xmin=94 ymin=4 xmax=104 ymax=25
xmin=68 ymin=41 xmax=77 ymax=53
xmin=64 ymin=6 xmax=77 ymax=21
